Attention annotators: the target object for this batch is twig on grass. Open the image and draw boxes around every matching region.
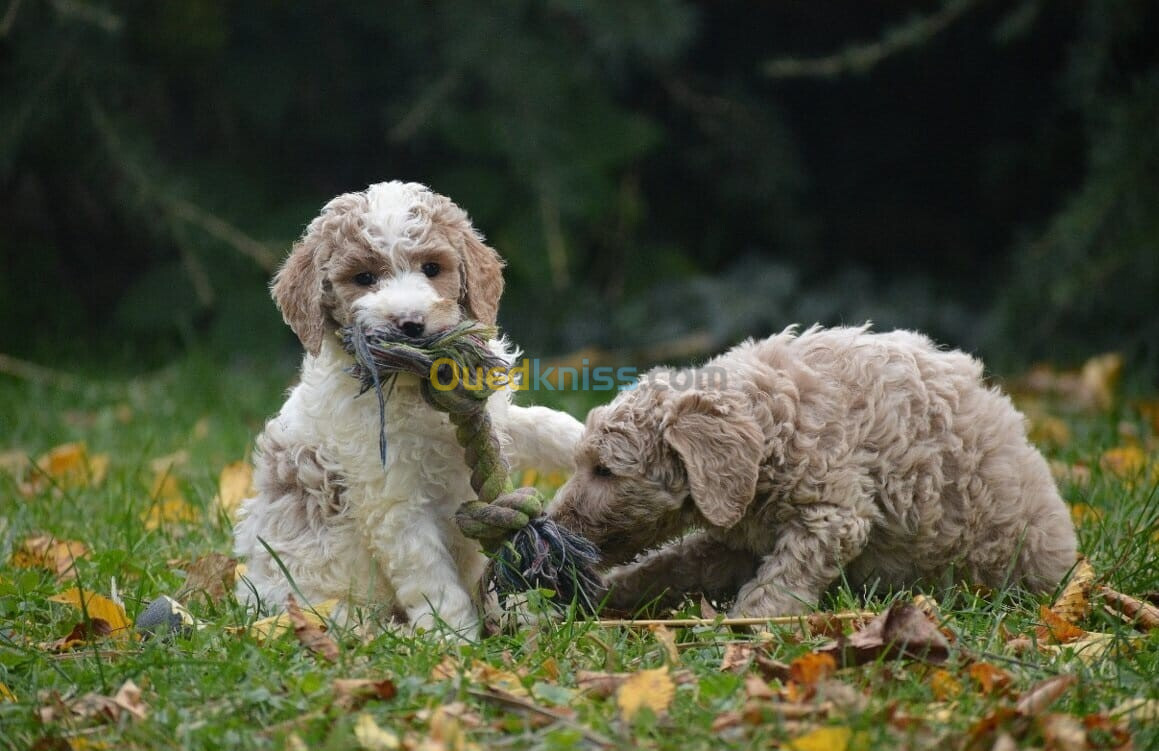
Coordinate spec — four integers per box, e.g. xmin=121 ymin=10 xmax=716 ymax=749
xmin=467 ymin=687 xmax=617 ymax=748
xmin=592 ymin=610 xmax=876 ymax=629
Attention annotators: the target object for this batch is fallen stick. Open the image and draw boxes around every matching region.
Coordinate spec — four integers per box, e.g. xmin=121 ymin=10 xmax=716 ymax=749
xmin=593 ymin=611 xmax=876 ymax=628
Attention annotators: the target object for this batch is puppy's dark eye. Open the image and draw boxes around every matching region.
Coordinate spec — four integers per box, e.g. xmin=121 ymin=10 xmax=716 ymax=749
xmin=593 ymin=465 xmax=613 ymax=478
xmin=353 ymin=272 xmax=377 ymax=286
xmin=420 ymin=262 xmax=441 ymax=278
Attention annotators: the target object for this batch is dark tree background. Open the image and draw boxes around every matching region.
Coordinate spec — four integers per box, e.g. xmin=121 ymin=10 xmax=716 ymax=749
xmin=1 ymin=0 xmax=1156 ymax=374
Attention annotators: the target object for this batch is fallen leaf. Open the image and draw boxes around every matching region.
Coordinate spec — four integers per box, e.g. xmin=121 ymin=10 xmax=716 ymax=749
xmin=26 ymin=442 xmax=109 ymax=494
xmin=1035 ymin=605 xmax=1085 ymax=644
xmin=1099 ymin=586 xmax=1159 ymax=631
xmin=576 ymin=669 xmax=695 ymax=699
xmin=966 ymin=662 xmax=1012 ymax=695
xmin=699 ymin=595 xmax=719 ymax=619
xmin=10 ymin=535 xmax=88 ymax=579
xmin=38 ymin=679 xmax=147 ymax=724
xmin=333 ymin=679 xmax=398 ymax=711
xmin=617 ymin=667 xmax=675 ymax=721
xmin=650 ymin=624 xmax=680 ymax=664
xmin=719 ymin=642 xmax=757 ymax=673
xmin=929 ymin=669 xmax=962 ymax=701
xmin=287 ymin=594 xmax=339 ymax=662
xmin=788 ymin=653 xmax=837 ymax=687
xmin=245 ymin=598 xmax=338 ymax=642
xmin=0 ymin=682 xmax=16 ymax=701
xmin=43 ymin=619 xmax=113 ymax=651
xmin=1039 ymin=713 xmax=1086 ymax=751
xmin=1100 ymin=445 xmax=1148 ymax=479
xmin=148 ymin=450 xmax=189 ymax=475
xmin=1050 ymin=558 xmax=1097 ymax=624
xmin=471 ymin=662 xmax=529 ymax=698
xmin=818 ymin=601 xmax=950 ymax=666
xmin=1039 ymin=631 xmax=1142 ymax=663
xmin=1015 ymin=675 xmax=1076 ymax=717
xmin=1029 ymin=414 xmax=1071 ymax=448
xmin=213 ymin=460 xmax=254 ymax=519
xmin=49 ymin=588 xmax=132 ymax=638
xmin=353 ymin=713 xmax=400 ymax=751
xmin=141 ymin=472 xmax=198 ymax=531
xmin=744 ymin=674 xmax=775 ymax=701
xmin=785 ymin=725 xmax=853 ymax=751
xmin=1067 ymin=502 xmax=1101 ymax=525
xmin=177 ymin=552 xmax=239 ymax=604
xmin=429 ymin=703 xmax=482 ymax=751
xmin=1111 ymin=697 xmax=1159 ymax=723
xmin=430 ymin=654 xmax=461 ymax=682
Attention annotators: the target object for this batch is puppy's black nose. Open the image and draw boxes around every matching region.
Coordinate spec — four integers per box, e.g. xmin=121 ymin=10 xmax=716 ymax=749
xmin=399 ymin=320 xmax=425 ymax=338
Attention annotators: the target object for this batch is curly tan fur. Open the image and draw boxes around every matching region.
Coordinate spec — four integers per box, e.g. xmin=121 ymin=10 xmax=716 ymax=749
xmin=549 ymin=324 xmax=1078 ymax=617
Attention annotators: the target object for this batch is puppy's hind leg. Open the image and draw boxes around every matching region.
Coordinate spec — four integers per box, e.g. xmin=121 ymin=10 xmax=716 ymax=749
xmin=602 ymin=532 xmax=758 ymax=614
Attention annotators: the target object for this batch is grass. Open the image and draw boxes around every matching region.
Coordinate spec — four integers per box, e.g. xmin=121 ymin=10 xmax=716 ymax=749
xmin=1 ymin=350 xmax=1157 ymax=750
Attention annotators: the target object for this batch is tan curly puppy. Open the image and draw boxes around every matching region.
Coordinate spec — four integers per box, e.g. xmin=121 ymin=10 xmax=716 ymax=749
xmin=549 ymin=324 xmax=1078 ymax=617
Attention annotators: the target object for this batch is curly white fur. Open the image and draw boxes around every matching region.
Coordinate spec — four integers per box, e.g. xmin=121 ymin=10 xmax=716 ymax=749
xmin=549 ymin=324 xmax=1078 ymax=617
xmin=233 ymin=182 xmax=582 ymax=637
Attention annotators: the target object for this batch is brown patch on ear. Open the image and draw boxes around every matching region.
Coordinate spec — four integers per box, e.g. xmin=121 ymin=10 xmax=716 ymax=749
xmin=664 ymin=391 xmax=762 ymax=529
xmin=459 ymin=231 xmax=505 ymax=325
xmin=271 ymin=239 xmax=327 ymax=356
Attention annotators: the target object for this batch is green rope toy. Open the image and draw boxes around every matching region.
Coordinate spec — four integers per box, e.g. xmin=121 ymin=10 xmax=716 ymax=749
xmin=341 ymin=321 xmax=602 ymax=613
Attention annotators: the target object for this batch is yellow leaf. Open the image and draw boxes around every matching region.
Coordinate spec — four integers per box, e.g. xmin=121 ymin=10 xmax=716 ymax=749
xmin=788 ymin=652 xmax=837 ymax=687
xmin=49 ymin=588 xmax=132 ymax=638
xmin=353 ymin=713 xmax=401 ymax=751
xmin=929 ymin=669 xmax=963 ymax=701
xmin=471 ymin=662 xmax=528 ymax=697
xmin=786 ymin=726 xmax=853 ymax=751
xmin=617 ymin=667 xmax=675 ymax=722
xmin=1029 ymin=415 xmax=1070 ymax=448
xmin=966 ymin=662 xmax=1012 ymax=695
xmin=10 ymin=535 xmax=88 ymax=579
xmin=1068 ymin=503 xmax=1101 ymax=526
xmin=1050 ymin=557 xmax=1096 ymax=624
xmin=1079 ymin=352 xmax=1122 ymax=411
xmin=1100 ymin=445 xmax=1148 ymax=478
xmin=0 ymin=682 xmax=15 ymax=702
xmin=650 ymin=624 xmax=680 ymax=664
xmin=246 ymin=598 xmax=338 ymax=642
xmin=141 ymin=495 xmax=199 ymax=531
xmin=213 ymin=461 xmax=254 ymax=519
xmin=28 ymin=442 xmax=109 ymax=493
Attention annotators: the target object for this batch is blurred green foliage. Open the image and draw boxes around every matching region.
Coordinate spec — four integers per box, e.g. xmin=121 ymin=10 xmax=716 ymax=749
xmin=0 ymin=0 xmax=1155 ymax=374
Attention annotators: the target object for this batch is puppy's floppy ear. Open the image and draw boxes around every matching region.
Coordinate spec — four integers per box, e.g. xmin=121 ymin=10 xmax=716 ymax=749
xmin=459 ymin=231 xmax=505 ymax=325
xmin=271 ymin=236 xmax=327 ymax=356
xmin=663 ymin=390 xmax=762 ymax=529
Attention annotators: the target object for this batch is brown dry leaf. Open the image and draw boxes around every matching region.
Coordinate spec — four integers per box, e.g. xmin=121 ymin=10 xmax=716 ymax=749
xmin=178 ymin=552 xmax=239 ymax=604
xmin=471 ymin=662 xmax=528 ymax=698
xmin=353 ymin=713 xmax=401 ymax=751
xmin=1050 ymin=557 xmax=1096 ymax=624
xmin=38 ymin=679 xmax=147 ymax=725
xmin=333 ymin=679 xmax=398 ymax=711
xmin=650 ymin=624 xmax=680 ymax=664
xmin=699 ymin=595 xmax=719 ymax=619
xmin=719 ymin=642 xmax=757 ymax=673
xmin=1015 ymin=674 xmax=1076 ymax=717
xmin=1035 ymin=605 xmax=1085 ymax=645
xmin=616 ymin=666 xmax=675 ymax=722
xmin=785 ymin=726 xmax=854 ymax=751
xmin=929 ymin=669 xmax=963 ymax=701
xmin=789 ymin=653 xmax=837 ymax=687
xmin=430 ymin=654 xmax=461 ymax=682
xmin=818 ymin=601 xmax=950 ymax=666
xmin=1039 ymin=713 xmax=1086 ymax=751
xmin=966 ymin=662 xmax=1012 ymax=695
xmin=10 ymin=535 xmax=88 ymax=579
xmin=1099 ymin=586 xmax=1159 ymax=631
xmin=213 ymin=460 xmax=254 ymax=520
xmin=49 ymin=588 xmax=132 ymax=638
xmin=287 ymin=594 xmax=339 ymax=663
xmin=429 ymin=703 xmax=482 ymax=751
xmin=744 ymin=674 xmax=775 ymax=701
xmin=43 ymin=618 xmax=113 ymax=651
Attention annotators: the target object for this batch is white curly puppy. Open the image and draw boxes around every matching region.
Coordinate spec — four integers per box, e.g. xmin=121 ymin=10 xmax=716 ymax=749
xmin=549 ymin=325 xmax=1077 ymax=617
xmin=233 ymin=181 xmax=582 ymax=636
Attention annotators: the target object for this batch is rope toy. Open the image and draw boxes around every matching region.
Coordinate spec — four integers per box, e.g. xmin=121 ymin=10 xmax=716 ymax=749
xmin=341 ymin=321 xmax=602 ymax=613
